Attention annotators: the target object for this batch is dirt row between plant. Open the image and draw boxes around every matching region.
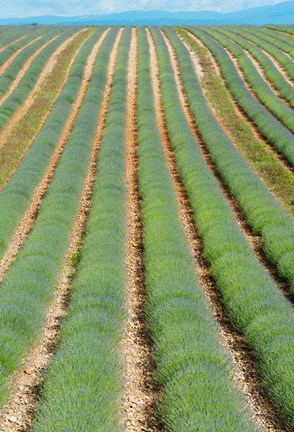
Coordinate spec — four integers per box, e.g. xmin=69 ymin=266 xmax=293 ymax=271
xmin=33 ymin=29 xmax=88 ymax=92
xmin=0 ymin=35 xmax=43 ymax=75
xmin=261 ymin=48 xmax=294 ymax=86
xmin=0 ymin=29 xmax=88 ymax=150
xmin=148 ymin=28 xmax=288 ymax=432
xmin=122 ymin=28 xmax=162 ymax=432
xmin=179 ymin=30 xmax=294 ymax=217
xmin=274 ymin=30 xmax=294 ymax=40
xmin=0 ymin=35 xmax=27 ymax=54
xmin=240 ymin=45 xmax=292 ymax=107
xmin=163 ymin=30 xmax=294 ymax=306
xmin=219 ymin=31 xmax=293 ymax=108
xmin=0 ymin=27 xmax=123 ymax=432
xmin=185 ymin=30 xmax=294 ymax=175
xmin=187 ymin=31 xmax=220 ymax=75
xmin=184 ymin=29 xmax=266 ymax=144
xmin=0 ymin=28 xmax=110 ymax=285
xmin=0 ymin=34 xmax=61 ymax=106
xmin=232 ymin=32 xmax=294 ymax=86
xmin=206 ymin=32 xmax=294 ymax=134
xmin=0 ymin=29 xmax=92 ymax=191
xmin=179 ymin=28 xmax=294 ymax=215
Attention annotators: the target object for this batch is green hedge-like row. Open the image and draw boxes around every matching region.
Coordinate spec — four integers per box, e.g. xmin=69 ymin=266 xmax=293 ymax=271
xmin=0 ymin=27 xmax=118 ymax=407
xmin=259 ymin=27 xmax=294 ymax=48
xmin=153 ymin=26 xmax=294 ymax=428
xmin=227 ymin=26 xmax=294 ymax=81
xmin=0 ymin=28 xmax=77 ymax=129
xmin=136 ymin=28 xmax=257 ymax=431
xmin=0 ymin=27 xmax=44 ymax=66
xmin=242 ymin=26 xmax=294 ymax=59
xmin=177 ymin=27 xmax=294 ymax=294
xmin=0 ymin=26 xmax=36 ymax=48
xmin=202 ymin=26 xmax=294 ymax=132
xmin=265 ymin=24 xmax=294 ymax=36
xmin=212 ymin=26 xmax=294 ymax=107
xmin=0 ymin=28 xmax=15 ymax=40
xmin=0 ymin=28 xmax=69 ymax=97
xmin=0 ymin=28 xmax=99 ymax=260
xmin=186 ymin=26 xmax=294 ymax=166
xmin=32 ymin=28 xmax=129 ymax=431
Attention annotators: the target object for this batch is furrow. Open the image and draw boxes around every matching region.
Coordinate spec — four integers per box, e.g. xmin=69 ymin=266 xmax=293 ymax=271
xmin=204 ymin=30 xmax=294 ymax=134
xmin=0 ymin=34 xmax=60 ymax=106
xmin=0 ymin=35 xmax=43 ymax=75
xmin=156 ymin=27 xmax=294 ymax=429
xmin=0 ymin=28 xmax=110 ymax=284
xmin=0 ymin=26 xmax=121 ymax=428
xmin=213 ymin=27 xmax=294 ymax=108
xmin=260 ymin=48 xmax=294 ymax=86
xmin=176 ymin=29 xmax=294 ymax=217
xmin=31 ymin=27 xmax=130 ymax=432
xmin=227 ymin=27 xmax=294 ymax=85
xmin=186 ymin=28 xmax=294 ymax=167
xmin=177 ymin=28 xmax=294 ymax=295
xmin=260 ymin=28 xmax=294 ymax=49
xmin=248 ymin=27 xmax=294 ymax=60
xmin=32 ymin=30 xmax=87 ymax=91
xmin=186 ymin=29 xmax=293 ymax=173
xmin=229 ymin=41 xmax=292 ymax=108
xmin=162 ymin=29 xmax=294 ymax=305
xmin=0 ymin=29 xmax=104 ymax=264
xmin=0 ymin=29 xmax=87 ymax=148
xmin=0 ymin=27 xmax=122 ymax=432
xmin=147 ymin=27 xmax=285 ymax=432
xmin=0 ymin=29 xmax=48 ymax=65
xmin=122 ymin=27 xmax=162 ymax=432
xmin=0 ymin=29 xmax=93 ymax=190
xmin=0 ymin=35 xmax=26 ymax=54
xmin=187 ymin=26 xmax=294 ymax=166
xmin=266 ymin=25 xmax=294 ymax=37
xmin=181 ymin=31 xmax=274 ymax=143
xmin=0 ymin=29 xmax=73 ymax=133
xmin=140 ymin=26 xmax=256 ymax=432
xmin=0 ymin=28 xmax=39 ymax=51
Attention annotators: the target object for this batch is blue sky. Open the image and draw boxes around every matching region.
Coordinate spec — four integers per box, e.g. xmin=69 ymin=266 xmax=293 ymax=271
xmin=0 ymin=0 xmax=286 ymax=18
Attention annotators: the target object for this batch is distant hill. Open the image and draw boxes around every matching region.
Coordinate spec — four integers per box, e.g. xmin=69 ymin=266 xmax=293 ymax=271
xmin=0 ymin=1 xmax=293 ymax=26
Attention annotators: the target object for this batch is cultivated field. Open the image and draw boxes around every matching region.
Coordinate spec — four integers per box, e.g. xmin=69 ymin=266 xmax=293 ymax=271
xmin=0 ymin=23 xmax=293 ymax=432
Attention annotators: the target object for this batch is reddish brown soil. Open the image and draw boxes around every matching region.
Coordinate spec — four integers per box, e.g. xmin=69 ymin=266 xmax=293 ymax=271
xmin=0 ymin=35 xmax=43 ymax=76
xmin=0 ymin=30 xmax=88 ymax=149
xmin=185 ymin=30 xmax=294 ymax=174
xmin=0 ymin=29 xmax=92 ymax=192
xmin=0 ymin=28 xmax=123 ymax=432
xmin=121 ymin=28 xmax=163 ymax=432
xmin=229 ymin=31 xmax=294 ymax=86
xmin=0 ymin=34 xmax=60 ymax=107
xmin=216 ymin=42 xmax=293 ymax=131
xmin=165 ymin=29 xmax=294 ymax=305
xmin=0 ymin=35 xmax=27 ymax=54
xmin=148 ymin=27 xmax=289 ymax=432
xmin=0 ymin=29 xmax=110 ymax=284
xmin=207 ymin=29 xmax=293 ymax=106
xmin=262 ymin=48 xmax=294 ymax=85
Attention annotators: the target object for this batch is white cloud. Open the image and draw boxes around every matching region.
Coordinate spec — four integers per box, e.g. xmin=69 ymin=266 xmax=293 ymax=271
xmin=0 ymin=0 xmax=286 ymax=18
